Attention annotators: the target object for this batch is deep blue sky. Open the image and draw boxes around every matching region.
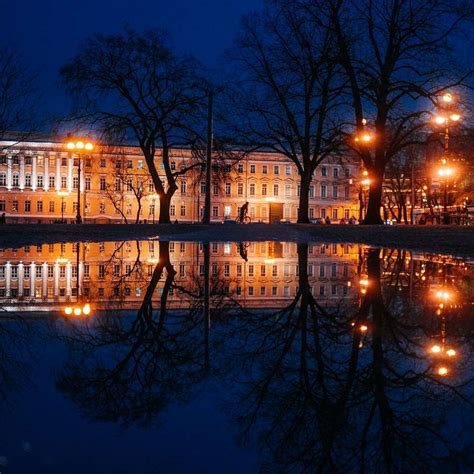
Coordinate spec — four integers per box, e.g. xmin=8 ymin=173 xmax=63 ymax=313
xmin=0 ymin=0 xmax=263 ymax=121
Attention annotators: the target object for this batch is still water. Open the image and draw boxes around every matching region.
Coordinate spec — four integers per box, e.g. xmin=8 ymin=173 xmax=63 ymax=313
xmin=0 ymin=240 xmax=473 ymax=473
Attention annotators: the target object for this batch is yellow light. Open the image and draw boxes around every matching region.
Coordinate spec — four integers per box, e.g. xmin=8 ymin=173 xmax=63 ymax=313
xmin=361 ymin=288 xmax=367 ymax=294
xmin=82 ymin=303 xmax=91 ymax=315
xmin=450 ymin=113 xmax=461 ymax=122
xmin=437 ymin=366 xmax=449 ymax=376
xmin=434 ymin=116 xmax=446 ymax=125
xmin=430 ymin=344 xmax=442 ymax=353
xmin=446 ymin=349 xmax=456 ymax=357
xmin=359 ymin=278 xmax=369 ymax=286
xmin=264 ymin=258 xmax=275 ymax=264
xmin=73 ymin=307 xmax=82 ymax=316
xmin=361 ymin=179 xmax=370 ymax=186
xmin=442 ymin=93 xmax=453 ymax=103
xmin=363 ymin=170 xmax=368 ymax=176
xmin=64 ymin=306 xmax=73 ymax=315
xmin=67 ymin=142 xmax=75 ymax=150
xmin=361 ymin=118 xmax=367 ymax=125
xmin=362 ymin=134 xmax=372 ymax=142
xmin=360 ymin=324 xmax=368 ymax=332
xmin=75 ymin=141 xmax=84 ymax=149
xmin=85 ymin=142 xmax=94 ymax=150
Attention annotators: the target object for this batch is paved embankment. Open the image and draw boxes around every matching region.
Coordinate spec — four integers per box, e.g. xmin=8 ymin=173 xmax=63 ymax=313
xmin=1 ymin=223 xmax=473 ymax=257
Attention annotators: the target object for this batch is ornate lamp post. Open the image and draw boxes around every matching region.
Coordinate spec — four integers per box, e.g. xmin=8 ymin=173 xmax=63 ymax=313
xmin=65 ymin=137 xmax=94 ymax=224
xmin=433 ymin=93 xmax=461 ymax=224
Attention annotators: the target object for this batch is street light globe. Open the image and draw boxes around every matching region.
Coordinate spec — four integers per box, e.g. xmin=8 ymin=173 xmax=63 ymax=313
xmin=64 ymin=306 xmax=73 ymax=315
xmin=434 ymin=116 xmax=446 ymax=125
xmin=430 ymin=344 xmax=442 ymax=353
xmin=362 ymin=134 xmax=372 ymax=142
xmin=67 ymin=142 xmax=75 ymax=150
xmin=76 ymin=141 xmax=84 ymax=149
xmin=73 ymin=307 xmax=82 ymax=316
xmin=83 ymin=303 xmax=91 ymax=315
xmin=446 ymin=348 xmax=457 ymax=357
xmin=442 ymin=93 xmax=453 ymax=103
xmin=360 ymin=324 xmax=368 ymax=332
xmin=450 ymin=113 xmax=461 ymax=122
xmin=85 ymin=142 xmax=94 ymax=151
xmin=437 ymin=366 xmax=449 ymax=376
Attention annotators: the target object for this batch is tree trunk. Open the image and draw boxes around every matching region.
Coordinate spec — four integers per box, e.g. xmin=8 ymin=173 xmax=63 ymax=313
xmin=362 ymin=172 xmax=384 ymax=225
xmin=159 ymin=193 xmax=171 ymax=224
xmin=297 ymin=174 xmax=311 ymax=223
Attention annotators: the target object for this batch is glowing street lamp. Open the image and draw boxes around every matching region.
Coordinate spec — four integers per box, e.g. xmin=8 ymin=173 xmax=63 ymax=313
xmin=64 ymin=303 xmax=91 ymax=317
xmin=65 ymin=136 xmax=94 ymax=224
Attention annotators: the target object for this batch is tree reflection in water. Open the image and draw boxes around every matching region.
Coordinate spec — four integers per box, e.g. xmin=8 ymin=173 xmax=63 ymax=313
xmin=52 ymin=241 xmax=474 ymax=472
xmin=224 ymin=245 xmax=474 ymax=473
xmin=56 ymin=241 xmax=212 ymax=428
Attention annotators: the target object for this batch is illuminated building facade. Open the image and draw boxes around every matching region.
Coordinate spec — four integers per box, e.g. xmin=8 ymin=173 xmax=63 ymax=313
xmin=0 ymin=241 xmax=360 ymax=311
xmin=0 ymin=138 xmax=360 ymax=223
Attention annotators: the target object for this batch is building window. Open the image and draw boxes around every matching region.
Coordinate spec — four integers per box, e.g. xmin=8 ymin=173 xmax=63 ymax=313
xmin=61 ymin=176 xmax=67 ymax=189
xmin=24 ymin=200 xmax=31 ymax=212
xmin=261 ymin=183 xmax=267 ymax=196
xmin=12 ymin=174 xmax=19 ymax=187
xmin=274 ymin=165 xmax=279 ymax=175
xmin=250 ymin=164 xmax=256 ymax=173
xmin=249 ymin=183 xmax=255 ymax=196
xmin=181 ymin=181 xmax=187 ymax=195
xmin=225 ymin=183 xmax=231 ymax=195
xmin=180 ymin=205 xmax=186 ymax=217
xmin=25 ymin=174 xmax=31 ymax=187
xmin=333 ymin=167 xmax=339 ymax=178
xmin=345 ymin=168 xmax=350 ymax=178
xmin=332 ymin=209 xmax=338 ymax=220
xmin=37 ymin=175 xmax=43 ymax=188
xmin=100 ymin=159 xmax=106 ymax=168
xmin=170 ymin=205 xmax=175 ymax=216
xmin=100 ymin=177 xmax=106 ymax=191
xmin=85 ymin=177 xmax=91 ymax=190
xmin=273 ymin=184 xmax=279 ymax=196
xmin=321 ymin=185 xmax=327 ymax=198
xmin=344 ymin=209 xmax=350 ymax=219
xmin=272 ymin=265 xmax=278 ymax=277
xmin=0 ymin=200 xmax=5 ymax=211
xmin=333 ymin=185 xmax=338 ymax=199
xmin=238 ymin=164 xmax=244 ymax=173
xmin=12 ymin=200 xmax=18 ymax=212
xmin=48 ymin=175 xmax=55 ymax=188
xmin=237 ymin=182 xmax=243 ymax=196
xmin=49 ymin=201 xmax=55 ymax=213
xmin=138 ymin=160 xmax=143 ymax=169
xmin=344 ymin=186 xmax=350 ymax=200
xmin=200 ymin=182 xmax=206 ymax=194
xmin=127 ymin=160 xmax=133 ymax=169
xmin=309 ymin=186 xmax=314 ymax=198
xmin=0 ymin=173 xmax=6 ymax=186
xmin=36 ymin=201 xmax=43 ymax=212
xmin=285 ymin=184 xmax=291 ymax=197
xmin=224 ymin=205 xmax=231 ymax=217
xmin=321 ymin=208 xmax=326 ymax=218
xmin=73 ymin=176 xmax=79 ymax=189
xmin=262 ymin=165 xmax=267 ymax=174
xmin=286 ymin=165 xmax=291 ymax=175
xmin=248 ymin=286 xmax=254 ymax=296
xmin=212 ymin=206 xmax=218 ymax=218
xmin=100 ymin=202 xmax=106 ymax=214
xmin=213 ymin=183 xmax=219 ymax=196
xmin=321 ymin=166 xmax=327 ymax=177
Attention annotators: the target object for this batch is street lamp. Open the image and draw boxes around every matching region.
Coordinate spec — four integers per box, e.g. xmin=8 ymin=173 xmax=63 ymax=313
xmin=432 ymin=92 xmax=461 ymax=224
xmin=57 ymin=191 xmax=68 ymax=223
xmin=66 ymin=137 xmax=94 ymax=224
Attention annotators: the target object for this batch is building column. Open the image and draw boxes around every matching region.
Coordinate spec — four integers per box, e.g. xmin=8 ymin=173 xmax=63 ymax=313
xmin=30 ymin=263 xmax=35 ymax=299
xmin=44 ymin=154 xmax=49 ymax=191
xmin=18 ymin=263 xmax=24 ymax=296
xmin=6 ymin=156 xmax=12 ymax=190
xmin=19 ymin=156 xmax=25 ymax=190
xmin=56 ymin=156 xmax=61 ymax=191
xmin=32 ymin=155 xmax=37 ymax=191
xmin=66 ymin=262 xmax=72 ymax=296
xmin=54 ymin=263 xmax=59 ymax=297
xmin=5 ymin=262 xmax=11 ymax=298
xmin=68 ymin=156 xmax=73 ymax=192
xmin=42 ymin=263 xmax=48 ymax=299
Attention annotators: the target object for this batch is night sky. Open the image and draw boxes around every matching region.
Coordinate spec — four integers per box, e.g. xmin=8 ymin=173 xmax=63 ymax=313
xmin=0 ymin=0 xmax=263 ymax=122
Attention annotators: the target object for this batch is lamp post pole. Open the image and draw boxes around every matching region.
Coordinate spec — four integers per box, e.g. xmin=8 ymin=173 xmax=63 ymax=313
xmin=66 ymin=137 xmax=94 ymax=225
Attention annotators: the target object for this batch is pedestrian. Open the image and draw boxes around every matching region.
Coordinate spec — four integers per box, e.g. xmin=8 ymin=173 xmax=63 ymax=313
xmin=0 ymin=213 xmax=5 ymax=224
xmin=325 ymin=216 xmax=331 ymax=225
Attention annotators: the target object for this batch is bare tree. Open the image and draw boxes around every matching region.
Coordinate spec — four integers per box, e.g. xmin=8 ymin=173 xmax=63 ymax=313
xmin=0 ymin=46 xmax=38 ymax=148
xmin=315 ymin=0 xmax=474 ymax=224
xmin=60 ymin=28 xmax=206 ymax=223
xmin=228 ymin=0 xmax=345 ymax=223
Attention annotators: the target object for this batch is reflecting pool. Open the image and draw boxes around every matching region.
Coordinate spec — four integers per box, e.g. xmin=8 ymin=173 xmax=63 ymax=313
xmin=0 ymin=241 xmax=473 ymax=473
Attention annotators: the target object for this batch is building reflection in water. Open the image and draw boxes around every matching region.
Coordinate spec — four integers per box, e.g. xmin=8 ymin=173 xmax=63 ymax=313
xmin=0 ymin=241 xmax=473 ymax=471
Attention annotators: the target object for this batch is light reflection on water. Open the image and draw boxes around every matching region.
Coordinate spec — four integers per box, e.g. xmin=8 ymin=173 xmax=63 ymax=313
xmin=0 ymin=241 xmax=473 ymax=473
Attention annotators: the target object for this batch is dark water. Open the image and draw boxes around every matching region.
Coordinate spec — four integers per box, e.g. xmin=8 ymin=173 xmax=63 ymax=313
xmin=0 ymin=241 xmax=473 ymax=473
